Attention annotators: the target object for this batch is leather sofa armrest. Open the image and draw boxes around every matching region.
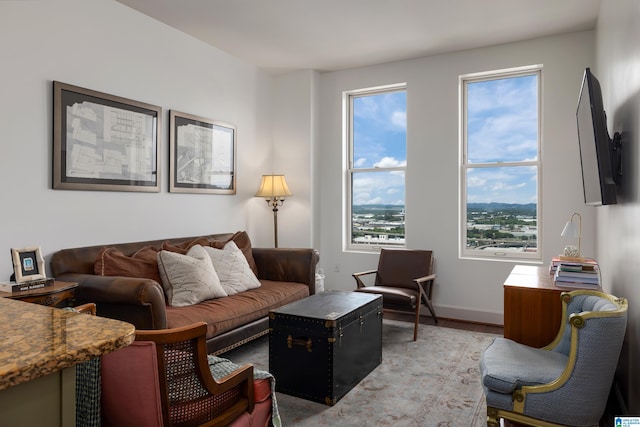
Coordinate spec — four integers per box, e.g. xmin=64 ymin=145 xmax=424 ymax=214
xmin=57 ymin=273 xmax=167 ymax=329
xmin=252 ymin=248 xmax=320 ymax=295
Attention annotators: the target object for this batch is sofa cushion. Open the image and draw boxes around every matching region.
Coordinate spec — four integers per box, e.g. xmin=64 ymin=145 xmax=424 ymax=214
xmin=480 ymin=337 xmax=568 ymax=393
xmin=166 ymin=280 xmax=310 ymax=339
xmin=211 ymin=231 xmax=258 ymax=276
xmin=161 ymin=237 xmax=211 ymax=254
xmin=203 ymin=242 xmax=261 ymax=295
xmin=157 ymin=245 xmax=227 ymax=307
xmin=161 ymin=231 xmax=258 ymax=276
xmin=94 ymin=246 xmax=161 ymax=284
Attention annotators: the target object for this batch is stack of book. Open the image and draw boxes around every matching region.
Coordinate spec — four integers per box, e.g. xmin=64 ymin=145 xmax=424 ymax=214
xmin=553 ymin=260 xmax=600 ymax=288
xmin=0 ymin=277 xmax=54 ymax=293
xmin=549 ymin=256 xmax=597 ymax=274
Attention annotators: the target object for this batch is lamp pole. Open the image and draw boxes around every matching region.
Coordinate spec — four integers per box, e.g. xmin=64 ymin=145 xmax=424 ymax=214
xmin=571 ymin=212 xmax=582 ymax=257
xmin=266 ymin=197 xmax=285 ymax=248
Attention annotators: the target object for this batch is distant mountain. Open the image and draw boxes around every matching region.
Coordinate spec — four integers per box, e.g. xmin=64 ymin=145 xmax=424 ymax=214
xmin=352 ymin=204 xmax=404 ymax=213
xmin=467 ymin=202 xmax=536 ymax=212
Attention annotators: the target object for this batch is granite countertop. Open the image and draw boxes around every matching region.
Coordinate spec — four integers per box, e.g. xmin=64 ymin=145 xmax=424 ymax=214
xmin=0 ymin=298 xmax=135 ymax=391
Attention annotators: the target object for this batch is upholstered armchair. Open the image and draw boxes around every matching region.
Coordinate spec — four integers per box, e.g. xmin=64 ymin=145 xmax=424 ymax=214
xmin=480 ymin=289 xmax=628 ymax=427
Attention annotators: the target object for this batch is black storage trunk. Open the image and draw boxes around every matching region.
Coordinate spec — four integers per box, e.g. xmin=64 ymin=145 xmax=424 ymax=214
xmin=269 ymin=291 xmax=383 ymax=405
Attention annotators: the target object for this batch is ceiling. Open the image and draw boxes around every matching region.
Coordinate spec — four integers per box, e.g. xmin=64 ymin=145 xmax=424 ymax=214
xmin=116 ymin=0 xmax=601 ymax=75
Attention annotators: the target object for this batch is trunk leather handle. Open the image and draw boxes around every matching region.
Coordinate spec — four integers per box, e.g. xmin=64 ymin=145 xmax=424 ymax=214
xmin=287 ymin=335 xmax=312 ymax=352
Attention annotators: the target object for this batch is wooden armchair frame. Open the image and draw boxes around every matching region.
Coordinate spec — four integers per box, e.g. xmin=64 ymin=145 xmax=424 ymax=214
xmin=135 ymin=322 xmax=255 ymax=427
xmin=74 ymin=302 xmax=97 ymax=315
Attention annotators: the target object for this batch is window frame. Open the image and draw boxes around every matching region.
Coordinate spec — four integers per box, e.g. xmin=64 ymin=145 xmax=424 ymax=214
xmin=343 ymin=83 xmax=407 ymax=252
xmin=459 ymin=65 xmax=543 ymax=261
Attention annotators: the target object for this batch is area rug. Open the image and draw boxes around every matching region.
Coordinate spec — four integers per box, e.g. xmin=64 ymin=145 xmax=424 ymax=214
xmin=223 ymin=319 xmax=498 ymax=427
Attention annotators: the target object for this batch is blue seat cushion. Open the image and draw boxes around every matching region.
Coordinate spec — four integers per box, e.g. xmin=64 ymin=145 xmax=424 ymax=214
xmin=480 ymin=338 xmax=568 ymax=394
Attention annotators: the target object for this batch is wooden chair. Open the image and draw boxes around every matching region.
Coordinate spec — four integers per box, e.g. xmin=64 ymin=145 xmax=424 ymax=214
xmin=73 ymin=302 xmax=97 ymax=315
xmin=102 ymin=322 xmax=255 ymax=427
xmin=353 ymin=248 xmax=437 ymax=341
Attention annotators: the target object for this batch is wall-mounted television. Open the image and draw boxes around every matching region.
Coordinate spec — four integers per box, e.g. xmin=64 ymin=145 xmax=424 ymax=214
xmin=576 ymin=67 xmax=621 ymax=206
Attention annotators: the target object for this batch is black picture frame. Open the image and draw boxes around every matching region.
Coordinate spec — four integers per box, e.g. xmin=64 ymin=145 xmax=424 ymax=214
xmin=169 ymin=110 xmax=236 ymax=194
xmin=11 ymin=247 xmax=46 ymax=283
xmin=53 ymin=81 xmax=162 ymax=192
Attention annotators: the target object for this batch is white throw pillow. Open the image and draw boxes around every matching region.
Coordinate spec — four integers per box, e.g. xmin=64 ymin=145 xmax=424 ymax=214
xmin=157 ymin=245 xmax=227 ymax=307
xmin=203 ymin=241 xmax=261 ymax=295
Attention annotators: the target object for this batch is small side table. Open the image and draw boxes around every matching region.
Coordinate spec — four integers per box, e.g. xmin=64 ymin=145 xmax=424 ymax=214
xmin=0 ymin=281 xmax=78 ymax=307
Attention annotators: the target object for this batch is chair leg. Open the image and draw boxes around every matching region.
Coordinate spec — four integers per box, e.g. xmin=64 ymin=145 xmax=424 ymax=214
xmin=422 ymin=294 xmax=438 ymax=324
xmin=487 ymin=407 xmax=499 ymax=427
xmin=413 ymin=301 xmax=421 ymax=341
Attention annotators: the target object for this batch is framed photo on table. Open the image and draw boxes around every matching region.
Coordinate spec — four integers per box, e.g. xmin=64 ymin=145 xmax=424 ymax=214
xmin=11 ymin=247 xmax=46 ymax=283
xmin=169 ymin=110 xmax=236 ymax=194
xmin=53 ymin=81 xmax=162 ymax=192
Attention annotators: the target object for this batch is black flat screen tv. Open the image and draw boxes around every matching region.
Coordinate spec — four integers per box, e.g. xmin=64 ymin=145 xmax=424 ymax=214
xmin=576 ymin=67 xmax=620 ymax=206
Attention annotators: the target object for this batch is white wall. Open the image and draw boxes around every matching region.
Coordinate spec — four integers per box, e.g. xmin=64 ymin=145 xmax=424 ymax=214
xmin=595 ymin=0 xmax=640 ymax=414
xmin=0 ymin=0 xmax=278 ymax=279
xmin=317 ymin=31 xmax=595 ymax=324
xmin=270 ymin=70 xmax=317 ymax=248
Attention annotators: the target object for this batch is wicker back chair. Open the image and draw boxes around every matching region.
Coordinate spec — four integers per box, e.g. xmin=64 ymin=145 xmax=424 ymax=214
xmin=102 ymin=322 xmax=254 ymax=427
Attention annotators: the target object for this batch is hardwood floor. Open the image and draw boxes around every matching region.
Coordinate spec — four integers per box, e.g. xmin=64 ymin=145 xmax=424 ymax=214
xmin=384 ymin=310 xmax=504 ymax=334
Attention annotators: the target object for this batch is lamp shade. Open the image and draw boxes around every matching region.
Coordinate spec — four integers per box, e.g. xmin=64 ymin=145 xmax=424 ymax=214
xmin=255 ymin=174 xmax=292 ymax=198
xmin=560 ymin=212 xmax=582 ymax=258
xmin=560 ymin=221 xmax=579 ymax=238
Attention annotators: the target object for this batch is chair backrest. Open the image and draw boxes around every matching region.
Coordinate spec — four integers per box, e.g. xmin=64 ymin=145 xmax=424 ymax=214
xmin=375 ymin=249 xmax=433 ymax=290
xmin=101 ymin=341 xmax=164 ymax=427
xmin=549 ymin=290 xmax=627 ymax=356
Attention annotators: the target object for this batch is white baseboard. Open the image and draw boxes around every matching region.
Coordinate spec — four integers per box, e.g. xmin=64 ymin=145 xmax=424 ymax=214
xmin=421 ymin=304 xmax=503 ymax=326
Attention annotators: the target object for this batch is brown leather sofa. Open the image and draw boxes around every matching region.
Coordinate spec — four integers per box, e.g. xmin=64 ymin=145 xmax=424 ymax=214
xmin=50 ymin=232 xmax=319 ymax=354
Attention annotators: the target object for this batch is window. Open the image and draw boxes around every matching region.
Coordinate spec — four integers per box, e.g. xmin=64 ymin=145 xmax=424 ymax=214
xmin=345 ymin=84 xmax=406 ymax=250
xmin=460 ymin=66 xmax=541 ymax=260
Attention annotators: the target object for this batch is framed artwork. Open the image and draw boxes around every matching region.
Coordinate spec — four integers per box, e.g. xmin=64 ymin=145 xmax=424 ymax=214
xmin=11 ymin=247 xmax=46 ymax=283
xmin=169 ymin=110 xmax=236 ymax=194
xmin=53 ymin=81 xmax=162 ymax=192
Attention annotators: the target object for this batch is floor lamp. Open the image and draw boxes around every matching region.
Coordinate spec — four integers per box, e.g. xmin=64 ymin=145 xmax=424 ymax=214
xmin=256 ymin=174 xmax=292 ymax=248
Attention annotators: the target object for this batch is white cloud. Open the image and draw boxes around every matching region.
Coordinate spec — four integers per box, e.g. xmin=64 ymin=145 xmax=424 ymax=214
xmin=352 ymin=171 xmax=405 ymax=205
xmin=354 ymin=92 xmax=406 ymax=133
xmin=391 ymin=111 xmax=406 ymax=129
xmin=490 ymin=181 xmax=526 ymax=192
xmin=354 ymin=157 xmax=367 ymax=167
xmin=466 ymin=74 xmax=538 ymax=163
xmin=467 ymin=174 xmax=487 ymax=188
xmin=373 ymin=157 xmax=407 ymax=168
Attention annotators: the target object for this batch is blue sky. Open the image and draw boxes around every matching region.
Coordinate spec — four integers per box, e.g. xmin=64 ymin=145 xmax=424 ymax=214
xmin=352 ymin=91 xmax=406 ymax=206
xmin=466 ymin=74 xmax=538 ymax=205
xmin=351 ymin=74 xmax=538 ymax=206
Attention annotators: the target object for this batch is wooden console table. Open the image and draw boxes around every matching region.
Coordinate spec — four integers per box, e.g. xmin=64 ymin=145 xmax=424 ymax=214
xmin=503 ymin=265 xmax=563 ymax=348
xmin=503 ymin=264 xmax=603 ymax=347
